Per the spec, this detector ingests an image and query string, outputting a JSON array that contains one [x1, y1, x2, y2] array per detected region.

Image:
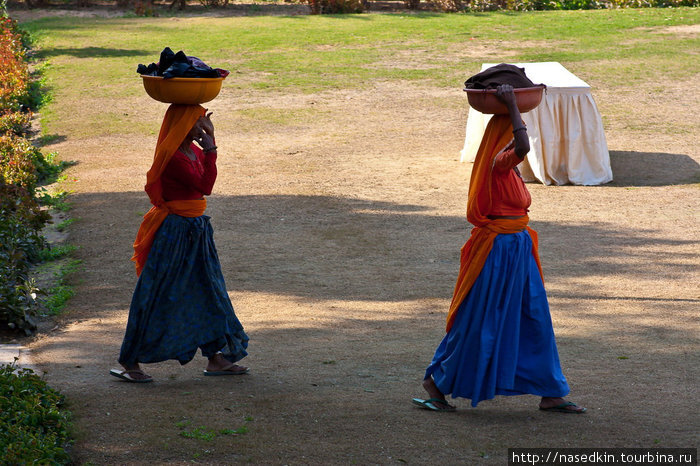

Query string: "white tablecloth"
[[460, 62, 613, 186]]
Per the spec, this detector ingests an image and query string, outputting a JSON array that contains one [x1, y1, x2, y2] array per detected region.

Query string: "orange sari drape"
[[131, 104, 207, 276], [445, 115, 544, 332]]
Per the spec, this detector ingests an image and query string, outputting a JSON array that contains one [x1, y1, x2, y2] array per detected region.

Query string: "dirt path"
[[10, 12, 700, 464]]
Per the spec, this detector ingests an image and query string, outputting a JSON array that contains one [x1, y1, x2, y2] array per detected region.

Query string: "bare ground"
[[8, 9, 700, 465]]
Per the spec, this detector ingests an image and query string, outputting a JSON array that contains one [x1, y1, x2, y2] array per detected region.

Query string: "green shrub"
[[438, 0, 699, 11], [0, 182, 50, 334], [0, 134, 63, 193], [37, 188, 72, 211], [0, 134, 38, 190], [0, 362, 72, 464], [0, 110, 32, 136], [0, 269, 40, 334], [0, 15, 70, 336], [0, 182, 51, 233], [432, 0, 466, 11], [0, 212, 44, 333], [308, 0, 367, 14]]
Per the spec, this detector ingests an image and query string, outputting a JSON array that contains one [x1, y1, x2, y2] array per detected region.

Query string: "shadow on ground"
[[35, 291, 698, 464], [608, 150, 700, 187], [32, 193, 699, 464], [64, 190, 699, 308], [35, 46, 151, 59]]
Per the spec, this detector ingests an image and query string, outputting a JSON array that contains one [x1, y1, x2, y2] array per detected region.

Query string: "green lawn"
[[19, 9, 700, 137]]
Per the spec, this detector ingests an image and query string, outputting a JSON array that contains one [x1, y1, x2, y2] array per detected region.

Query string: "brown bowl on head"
[[463, 84, 546, 115], [141, 75, 225, 105]]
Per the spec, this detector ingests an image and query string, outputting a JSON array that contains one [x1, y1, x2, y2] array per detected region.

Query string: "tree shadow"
[[607, 150, 700, 187], [36, 133, 67, 146], [64, 191, 699, 313], [32, 291, 699, 464], [35, 46, 151, 59], [25, 191, 699, 463], [531, 219, 698, 279]]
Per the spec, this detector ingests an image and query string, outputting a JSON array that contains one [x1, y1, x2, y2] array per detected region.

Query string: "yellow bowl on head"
[[141, 75, 225, 105], [463, 85, 545, 115]]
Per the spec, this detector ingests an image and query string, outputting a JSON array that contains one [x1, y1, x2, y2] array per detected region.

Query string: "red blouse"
[[489, 145, 531, 217], [161, 145, 217, 201]]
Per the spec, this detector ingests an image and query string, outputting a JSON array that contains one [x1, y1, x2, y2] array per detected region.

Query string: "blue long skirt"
[[425, 230, 569, 407], [119, 214, 248, 366]]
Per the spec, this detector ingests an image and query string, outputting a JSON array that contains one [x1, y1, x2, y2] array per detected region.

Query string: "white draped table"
[[460, 62, 613, 186]]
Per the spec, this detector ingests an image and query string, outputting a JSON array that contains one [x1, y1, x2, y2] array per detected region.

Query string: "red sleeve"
[[493, 147, 523, 173], [163, 147, 218, 196], [198, 148, 217, 196]]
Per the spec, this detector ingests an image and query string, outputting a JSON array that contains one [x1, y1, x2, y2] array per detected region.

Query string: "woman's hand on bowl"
[[495, 84, 517, 107], [199, 112, 215, 138], [192, 125, 215, 151]]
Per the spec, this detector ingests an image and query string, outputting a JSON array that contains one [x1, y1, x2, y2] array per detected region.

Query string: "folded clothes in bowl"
[[137, 47, 230, 79], [464, 63, 537, 89]]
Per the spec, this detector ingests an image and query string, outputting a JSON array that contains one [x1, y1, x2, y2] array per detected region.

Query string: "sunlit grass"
[[19, 8, 699, 137]]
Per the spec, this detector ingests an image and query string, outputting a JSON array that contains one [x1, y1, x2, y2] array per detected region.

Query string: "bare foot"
[[539, 397, 586, 413], [206, 352, 248, 373], [422, 377, 455, 410]]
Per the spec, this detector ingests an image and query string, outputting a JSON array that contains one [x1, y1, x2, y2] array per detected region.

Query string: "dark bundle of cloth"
[[464, 63, 537, 89], [137, 47, 229, 79]]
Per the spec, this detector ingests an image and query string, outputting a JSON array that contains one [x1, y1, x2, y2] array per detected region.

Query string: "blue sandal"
[[539, 401, 586, 414], [412, 397, 456, 412]]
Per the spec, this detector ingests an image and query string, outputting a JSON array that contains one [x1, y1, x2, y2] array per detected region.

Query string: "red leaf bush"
[[0, 14, 64, 335], [0, 17, 29, 111]]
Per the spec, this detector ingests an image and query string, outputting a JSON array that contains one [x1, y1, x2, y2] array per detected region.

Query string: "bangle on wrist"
[[512, 126, 527, 134], [203, 145, 217, 153]]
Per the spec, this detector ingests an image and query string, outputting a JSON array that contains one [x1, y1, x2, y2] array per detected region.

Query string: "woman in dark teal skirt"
[[110, 105, 248, 383]]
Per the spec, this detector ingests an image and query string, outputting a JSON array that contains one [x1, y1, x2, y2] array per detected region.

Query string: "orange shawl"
[[445, 115, 544, 332], [131, 104, 207, 276]]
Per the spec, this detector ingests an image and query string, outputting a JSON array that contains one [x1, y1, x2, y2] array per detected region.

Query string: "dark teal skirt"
[[425, 230, 569, 407], [119, 214, 248, 366]]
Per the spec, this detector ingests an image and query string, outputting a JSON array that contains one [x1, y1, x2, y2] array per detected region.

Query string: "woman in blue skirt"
[[414, 81, 585, 413], [110, 105, 248, 383]]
